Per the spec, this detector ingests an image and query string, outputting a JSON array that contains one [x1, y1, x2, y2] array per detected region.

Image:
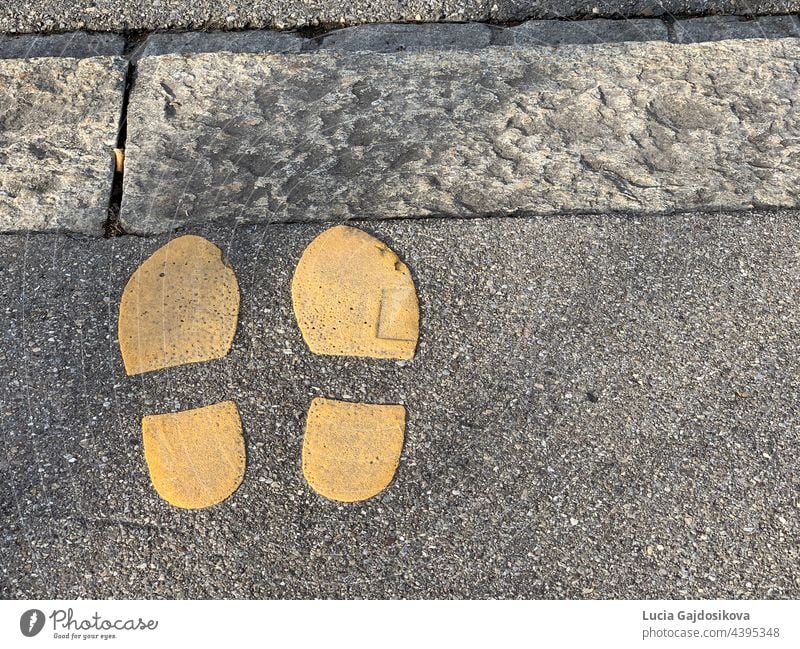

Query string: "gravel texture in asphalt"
[[2, 1, 800, 33], [1, 212, 799, 599]]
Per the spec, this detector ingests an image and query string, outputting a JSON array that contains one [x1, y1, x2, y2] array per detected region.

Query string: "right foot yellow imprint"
[[292, 225, 420, 503]]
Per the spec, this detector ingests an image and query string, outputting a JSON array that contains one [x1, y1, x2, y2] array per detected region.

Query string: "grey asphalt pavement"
[[1, 0, 800, 33], [2, 212, 799, 598]]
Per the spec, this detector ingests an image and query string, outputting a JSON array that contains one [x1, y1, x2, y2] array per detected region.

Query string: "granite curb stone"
[[0, 55, 128, 234], [0, 32, 125, 59], [121, 39, 800, 234]]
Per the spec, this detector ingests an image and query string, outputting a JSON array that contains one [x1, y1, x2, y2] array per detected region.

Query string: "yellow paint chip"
[[113, 147, 125, 173], [142, 401, 245, 509], [302, 397, 405, 503], [291, 225, 419, 359], [118, 235, 239, 375]]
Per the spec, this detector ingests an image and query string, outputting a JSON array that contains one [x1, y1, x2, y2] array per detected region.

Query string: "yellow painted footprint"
[[120, 226, 418, 508], [292, 225, 419, 503], [119, 235, 244, 509]]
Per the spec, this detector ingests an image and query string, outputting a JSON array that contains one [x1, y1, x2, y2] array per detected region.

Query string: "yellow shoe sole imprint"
[[293, 225, 419, 503]]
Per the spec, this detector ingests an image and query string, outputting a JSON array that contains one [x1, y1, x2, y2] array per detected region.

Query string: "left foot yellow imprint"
[[119, 235, 244, 509]]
